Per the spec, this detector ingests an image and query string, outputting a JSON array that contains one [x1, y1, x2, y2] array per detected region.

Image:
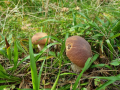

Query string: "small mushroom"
[[32, 32, 50, 51], [65, 36, 92, 72]]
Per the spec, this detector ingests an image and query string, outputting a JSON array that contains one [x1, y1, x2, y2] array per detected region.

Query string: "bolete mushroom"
[[65, 36, 92, 72], [32, 32, 50, 51]]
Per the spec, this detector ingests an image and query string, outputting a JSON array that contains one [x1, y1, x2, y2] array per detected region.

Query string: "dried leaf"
[[5, 37, 10, 48], [44, 84, 52, 89], [75, 6, 80, 10], [21, 23, 32, 30], [4, 1, 10, 4], [61, 7, 69, 12], [19, 78, 31, 89]]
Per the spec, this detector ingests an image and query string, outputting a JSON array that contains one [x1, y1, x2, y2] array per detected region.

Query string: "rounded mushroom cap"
[[65, 36, 92, 68], [32, 32, 50, 45]]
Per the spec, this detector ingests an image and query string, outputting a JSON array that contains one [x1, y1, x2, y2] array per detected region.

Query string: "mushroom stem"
[[38, 44, 44, 51], [71, 63, 83, 72], [37, 44, 49, 52]]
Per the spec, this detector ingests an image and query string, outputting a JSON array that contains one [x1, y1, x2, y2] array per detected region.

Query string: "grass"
[[0, 0, 120, 90]]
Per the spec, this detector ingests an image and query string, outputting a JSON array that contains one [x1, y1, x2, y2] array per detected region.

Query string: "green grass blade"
[[38, 59, 45, 89], [13, 40, 18, 70], [73, 12, 77, 26], [91, 64, 112, 70], [35, 35, 61, 43], [0, 33, 5, 45], [35, 42, 60, 61], [92, 74, 120, 90], [112, 21, 120, 32], [72, 12, 78, 32], [17, 88, 32, 90], [96, 17, 104, 25], [72, 58, 91, 90], [84, 54, 99, 71], [0, 70, 21, 82], [51, 33, 68, 90], [29, 37, 38, 90], [88, 21, 100, 30], [0, 64, 6, 73], [59, 33, 69, 57], [110, 33, 120, 39], [0, 85, 10, 90], [78, 12, 90, 21], [110, 58, 120, 66], [7, 46, 12, 64], [106, 39, 114, 60], [0, 49, 7, 57], [51, 73, 60, 90], [0, 80, 19, 83], [16, 40, 27, 54], [92, 74, 120, 80], [17, 55, 30, 67], [73, 54, 99, 89], [70, 24, 84, 32], [0, 70, 10, 79], [96, 80, 116, 90], [41, 19, 58, 23], [60, 73, 77, 76]]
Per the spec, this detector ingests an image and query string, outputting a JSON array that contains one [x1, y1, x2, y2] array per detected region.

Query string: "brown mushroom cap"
[[32, 32, 50, 45], [65, 36, 92, 68]]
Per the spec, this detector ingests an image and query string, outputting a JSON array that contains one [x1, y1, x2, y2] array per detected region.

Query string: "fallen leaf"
[[75, 6, 80, 10], [61, 7, 69, 12], [5, 37, 10, 48]]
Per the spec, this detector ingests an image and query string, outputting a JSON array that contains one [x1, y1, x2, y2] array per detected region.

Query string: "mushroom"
[[65, 36, 92, 72], [32, 32, 50, 51]]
